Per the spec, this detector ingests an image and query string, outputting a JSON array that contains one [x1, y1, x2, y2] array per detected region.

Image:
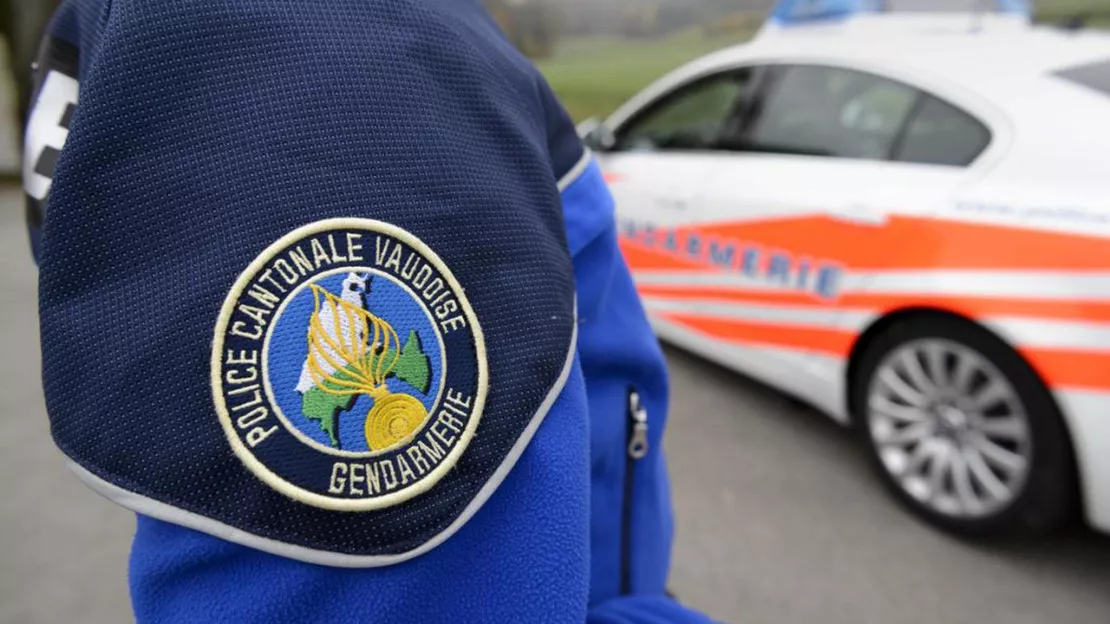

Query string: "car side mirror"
[[577, 117, 616, 153]]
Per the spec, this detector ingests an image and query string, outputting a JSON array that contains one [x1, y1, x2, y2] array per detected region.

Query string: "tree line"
[[484, 0, 770, 58]]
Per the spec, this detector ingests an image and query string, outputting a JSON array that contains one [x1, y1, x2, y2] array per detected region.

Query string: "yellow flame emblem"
[[305, 284, 428, 449]]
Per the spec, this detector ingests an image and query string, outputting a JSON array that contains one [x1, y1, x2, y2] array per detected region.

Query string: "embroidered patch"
[[212, 218, 486, 511]]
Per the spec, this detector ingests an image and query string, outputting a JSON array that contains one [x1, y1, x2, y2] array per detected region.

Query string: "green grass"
[[536, 30, 752, 123], [538, 6, 1110, 124], [1035, 0, 1110, 28], [1036, 0, 1110, 14]]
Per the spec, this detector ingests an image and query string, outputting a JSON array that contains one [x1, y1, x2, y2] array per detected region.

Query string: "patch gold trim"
[[211, 218, 487, 511]]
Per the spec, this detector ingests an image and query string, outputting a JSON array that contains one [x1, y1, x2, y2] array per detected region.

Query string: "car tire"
[[852, 315, 1077, 537]]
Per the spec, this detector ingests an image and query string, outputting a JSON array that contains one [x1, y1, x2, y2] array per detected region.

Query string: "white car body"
[[595, 13, 1110, 532]]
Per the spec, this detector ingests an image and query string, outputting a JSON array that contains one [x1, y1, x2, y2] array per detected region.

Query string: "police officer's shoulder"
[[37, 0, 584, 567]]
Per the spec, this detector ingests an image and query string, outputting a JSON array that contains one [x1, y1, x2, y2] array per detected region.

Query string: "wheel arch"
[[845, 306, 1063, 428], [844, 305, 1085, 533], [843, 306, 1078, 528]]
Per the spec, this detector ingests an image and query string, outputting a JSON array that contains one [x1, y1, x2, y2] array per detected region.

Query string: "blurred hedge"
[[484, 0, 561, 59], [0, 0, 63, 125], [702, 11, 764, 38]]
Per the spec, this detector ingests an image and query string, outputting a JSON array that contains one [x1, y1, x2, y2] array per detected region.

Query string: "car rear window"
[[1054, 59, 1110, 97], [892, 95, 991, 167]]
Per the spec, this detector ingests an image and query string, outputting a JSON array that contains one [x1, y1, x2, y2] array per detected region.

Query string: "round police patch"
[[211, 218, 487, 511]]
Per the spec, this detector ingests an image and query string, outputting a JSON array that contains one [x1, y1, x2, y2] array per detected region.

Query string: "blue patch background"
[[265, 270, 444, 453]]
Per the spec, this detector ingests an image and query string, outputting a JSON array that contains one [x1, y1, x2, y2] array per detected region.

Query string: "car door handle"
[[654, 196, 689, 211], [827, 203, 888, 225]]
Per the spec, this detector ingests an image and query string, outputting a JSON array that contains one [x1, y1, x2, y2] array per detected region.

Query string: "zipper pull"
[[628, 390, 649, 460]]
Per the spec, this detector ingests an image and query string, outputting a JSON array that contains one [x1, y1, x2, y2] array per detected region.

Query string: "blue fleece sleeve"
[[563, 160, 712, 622], [40, 0, 596, 622], [39, 0, 710, 620], [129, 359, 591, 624]]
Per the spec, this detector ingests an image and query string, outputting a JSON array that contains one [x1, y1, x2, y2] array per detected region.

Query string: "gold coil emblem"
[[365, 394, 428, 449], [305, 284, 428, 449]]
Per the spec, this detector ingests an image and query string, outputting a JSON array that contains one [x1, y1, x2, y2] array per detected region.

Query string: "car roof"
[[684, 21, 1110, 100], [609, 21, 1110, 138], [604, 17, 1110, 198]]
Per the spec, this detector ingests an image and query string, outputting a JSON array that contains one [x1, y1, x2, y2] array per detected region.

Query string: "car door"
[[596, 67, 797, 392], [703, 62, 988, 241], [627, 63, 994, 417], [597, 67, 763, 238], [706, 63, 994, 288]]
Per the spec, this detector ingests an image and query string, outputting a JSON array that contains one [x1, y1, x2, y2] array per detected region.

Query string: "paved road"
[[1, 189, 1109, 623], [663, 347, 1110, 623], [0, 190, 133, 624]]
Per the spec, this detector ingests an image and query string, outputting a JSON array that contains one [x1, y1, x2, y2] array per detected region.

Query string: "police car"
[[582, 1, 1110, 536]]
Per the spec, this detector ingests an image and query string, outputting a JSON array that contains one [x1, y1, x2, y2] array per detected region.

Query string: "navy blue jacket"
[[27, 1, 718, 622]]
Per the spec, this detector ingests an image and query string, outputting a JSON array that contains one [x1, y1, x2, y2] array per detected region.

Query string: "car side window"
[[744, 65, 917, 160], [614, 71, 752, 152], [892, 95, 991, 167]]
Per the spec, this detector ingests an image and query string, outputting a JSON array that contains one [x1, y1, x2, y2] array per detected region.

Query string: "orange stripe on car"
[[656, 311, 1110, 392], [1016, 348, 1110, 392], [656, 311, 857, 357], [622, 215, 1110, 272], [690, 215, 1110, 271], [619, 240, 708, 272], [630, 214, 1110, 391], [639, 285, 1110, 323]]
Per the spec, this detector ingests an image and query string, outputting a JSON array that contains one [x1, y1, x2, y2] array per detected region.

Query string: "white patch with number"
[[24, 70, 79, 203]]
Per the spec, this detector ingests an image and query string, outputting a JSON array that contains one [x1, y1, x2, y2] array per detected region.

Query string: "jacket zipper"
[[621, 387, 649, 595]]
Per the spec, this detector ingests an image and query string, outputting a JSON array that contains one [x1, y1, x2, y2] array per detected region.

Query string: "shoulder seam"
[[557, 149, 592, 193]]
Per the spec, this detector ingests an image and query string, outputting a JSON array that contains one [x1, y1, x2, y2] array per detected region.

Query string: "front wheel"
[[853, 316, 1077, 537]]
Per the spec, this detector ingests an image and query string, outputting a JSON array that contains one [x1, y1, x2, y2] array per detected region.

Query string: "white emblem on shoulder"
[[211, 218, 488, 511]]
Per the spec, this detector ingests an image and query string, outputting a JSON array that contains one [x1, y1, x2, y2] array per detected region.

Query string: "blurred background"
[[486, 0, 1110, 120], [2, 1, 1110, 623]]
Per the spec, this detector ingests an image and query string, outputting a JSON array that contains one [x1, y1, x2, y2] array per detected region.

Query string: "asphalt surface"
[[1, 190, 1109, 623]]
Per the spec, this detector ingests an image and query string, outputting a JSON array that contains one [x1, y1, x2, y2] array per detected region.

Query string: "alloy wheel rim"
[[867, 338, 1032, 519]]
